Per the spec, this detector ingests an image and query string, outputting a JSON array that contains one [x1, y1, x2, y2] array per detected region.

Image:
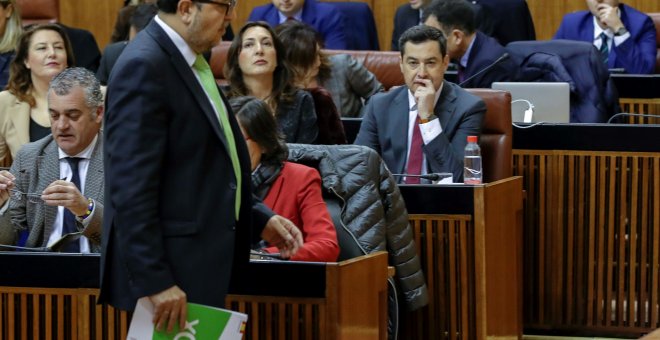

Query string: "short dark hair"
[[156, 0, 178, 13], [131, 3, 158, 31], [274, 20, 332, 83], [398, 25, 447, 58], [422, 0, 476, 34], [230, 96, 288, 166]]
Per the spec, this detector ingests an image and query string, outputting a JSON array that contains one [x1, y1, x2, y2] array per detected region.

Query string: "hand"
[[413, 78, 436, 120], [41, 180, 88, 216], [0, 170, 15, 206], [261, 215, 303, 259], [596, 3, 624, 31], [149, 285, 187, 333]]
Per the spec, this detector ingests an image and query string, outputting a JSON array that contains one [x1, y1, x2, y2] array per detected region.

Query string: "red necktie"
[[287, 16, 296, 21], [405, 116, 423, 184]]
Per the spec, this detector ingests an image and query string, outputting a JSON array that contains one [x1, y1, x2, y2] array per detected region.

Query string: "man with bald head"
[[248, 0, 347, 49], [554, 0, 656, 74]]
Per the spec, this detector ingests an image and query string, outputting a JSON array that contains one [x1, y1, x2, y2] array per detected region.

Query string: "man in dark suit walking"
[[356, 25, 486, 183], [423, 0, 518, 88], [100, 0, 302, 333]]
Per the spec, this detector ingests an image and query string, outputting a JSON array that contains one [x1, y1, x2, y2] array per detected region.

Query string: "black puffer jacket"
[[288, 143, 428, 311]]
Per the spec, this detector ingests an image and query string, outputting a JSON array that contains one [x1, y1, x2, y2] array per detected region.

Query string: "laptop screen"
[[492, 82, 570, 123]]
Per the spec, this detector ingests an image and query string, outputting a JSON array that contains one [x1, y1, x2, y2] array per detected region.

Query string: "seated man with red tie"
[[553, 0, 656, 74], [247, 0, 348, 50], [355, 25, 486, 183], [0, 67, 104, 252]]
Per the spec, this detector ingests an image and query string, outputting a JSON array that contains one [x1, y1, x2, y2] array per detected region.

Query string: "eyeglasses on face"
[[193, 0, 237, 15]]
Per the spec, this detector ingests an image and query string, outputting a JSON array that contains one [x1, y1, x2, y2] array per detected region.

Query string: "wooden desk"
[[514, 124, 660, 338], [613, 74, 660, 124], [0, 252, 389, 340], [398, 177, 524, 340]]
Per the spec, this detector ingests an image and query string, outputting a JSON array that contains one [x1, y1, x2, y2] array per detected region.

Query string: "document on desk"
[[127, 297, 247, 340]]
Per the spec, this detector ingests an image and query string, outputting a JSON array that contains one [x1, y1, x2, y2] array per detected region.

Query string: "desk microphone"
[[392, 173, 445, 181], [0, 244, 50, 252], [458, 53, 510, 87], [606, 113, 660, 124]]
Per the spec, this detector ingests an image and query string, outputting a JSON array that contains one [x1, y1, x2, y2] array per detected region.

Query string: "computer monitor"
[[491, 82, 570, 123]]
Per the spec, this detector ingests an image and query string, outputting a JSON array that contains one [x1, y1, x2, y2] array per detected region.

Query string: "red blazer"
[[263, 162, 340, 262]]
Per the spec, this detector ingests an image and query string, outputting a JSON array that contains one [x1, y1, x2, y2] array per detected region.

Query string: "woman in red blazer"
[[231, 96, 339, 262]]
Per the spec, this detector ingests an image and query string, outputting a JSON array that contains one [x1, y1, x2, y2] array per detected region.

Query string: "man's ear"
[[177, 0, 196, 25]]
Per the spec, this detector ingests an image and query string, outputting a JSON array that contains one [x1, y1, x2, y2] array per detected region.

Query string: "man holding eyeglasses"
[[100, 0, 304, 334], [0, 67, 105, 253]]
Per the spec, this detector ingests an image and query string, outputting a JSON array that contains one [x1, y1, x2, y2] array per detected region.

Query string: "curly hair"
[[275, 20, 332, 84], [223, 21, 296, 113], [6, 24, 74, 107]]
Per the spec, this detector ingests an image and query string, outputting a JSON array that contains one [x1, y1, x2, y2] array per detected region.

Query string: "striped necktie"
[[598, 32, 609, 65], [193, 55, 242, 219]]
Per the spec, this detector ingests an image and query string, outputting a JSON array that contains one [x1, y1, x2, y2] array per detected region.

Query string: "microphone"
[[391, 173, 447, 181], [607, 113, 660, 124], [458, 53, 510, 87], [0, 244, 50, 252]]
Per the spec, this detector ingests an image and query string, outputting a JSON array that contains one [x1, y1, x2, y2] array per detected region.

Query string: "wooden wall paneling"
[[58, 0, 123, 50]]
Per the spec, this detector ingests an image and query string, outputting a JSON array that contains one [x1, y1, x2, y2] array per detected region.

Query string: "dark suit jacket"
[[553, 3, 656, 74], [100, 21, 272, 310], [248, 0, 347, 50], [391, 4, 419, 51], [355, 81, 486, 182], [474, 0, 536, 45], [462, 31, 517, 88], [0, 134, 104, 251], [61, 25, 101, 73], [96, 41, 128, 86]]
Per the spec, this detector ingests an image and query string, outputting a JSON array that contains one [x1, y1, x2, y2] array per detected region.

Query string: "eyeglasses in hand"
[[10, 188, 42, 204]]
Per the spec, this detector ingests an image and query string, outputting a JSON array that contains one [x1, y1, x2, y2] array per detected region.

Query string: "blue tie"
[[599, 32, 609, 65], [61, 157, 81, 253]]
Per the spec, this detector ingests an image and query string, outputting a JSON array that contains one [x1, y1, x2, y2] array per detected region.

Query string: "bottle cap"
[[467, 135, 478, 143]]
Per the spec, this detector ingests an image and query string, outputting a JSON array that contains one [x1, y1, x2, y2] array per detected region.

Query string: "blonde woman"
[[0, 0, 22, 89]]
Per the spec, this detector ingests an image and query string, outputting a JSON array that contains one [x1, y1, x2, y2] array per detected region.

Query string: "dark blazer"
[[0, 133, 104, 251], [553, 3, 656, 74], [462, 31, 518, 88], [248, 0, 347, 50], [475, 0, 536, 45], [391, 4, 420, 51], [276, 89, 318, 144], [354, 81, 486, 182], [100, 21, 272, 310], [61, 25, 101, 73], [0, 51, 13, 90], [96, 41, 128, 86]]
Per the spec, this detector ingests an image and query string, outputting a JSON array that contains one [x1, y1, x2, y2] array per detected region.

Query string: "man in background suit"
[[391, 0, 429, 51], [248, 0, 347, 50], [423, 0, 518, 88], [554, 0, 656, 74], [355, 25, 486, 183], [101, 0, 302, 333], [97, 3, 158, 85], [0, 67, 104, 252]]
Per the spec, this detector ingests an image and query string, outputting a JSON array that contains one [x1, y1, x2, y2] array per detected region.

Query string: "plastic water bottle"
[[463, 135, 482, 184]]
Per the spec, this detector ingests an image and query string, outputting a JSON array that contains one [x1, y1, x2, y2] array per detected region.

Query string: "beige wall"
[[61, 0, 660, 51]]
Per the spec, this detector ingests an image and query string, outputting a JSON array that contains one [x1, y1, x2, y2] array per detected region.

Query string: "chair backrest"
[[322, 1, 379, 50], [647, 12, 660, 74], [465, 88, 512, 183], [17, 0, 59, 24], [210, 41, 231, 86], [324, 49, 403, 90]]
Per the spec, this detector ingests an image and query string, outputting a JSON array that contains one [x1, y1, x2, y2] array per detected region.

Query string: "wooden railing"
[[399, 177, 524, 340], [514, 124, 660, 338]]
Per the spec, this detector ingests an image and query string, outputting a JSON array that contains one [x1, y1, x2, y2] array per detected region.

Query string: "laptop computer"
[[491, 82, 570, 123]]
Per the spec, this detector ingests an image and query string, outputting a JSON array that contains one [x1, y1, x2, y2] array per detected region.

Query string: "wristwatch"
[[614, 26, 628, 36], [420, 114, 438, 124]]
